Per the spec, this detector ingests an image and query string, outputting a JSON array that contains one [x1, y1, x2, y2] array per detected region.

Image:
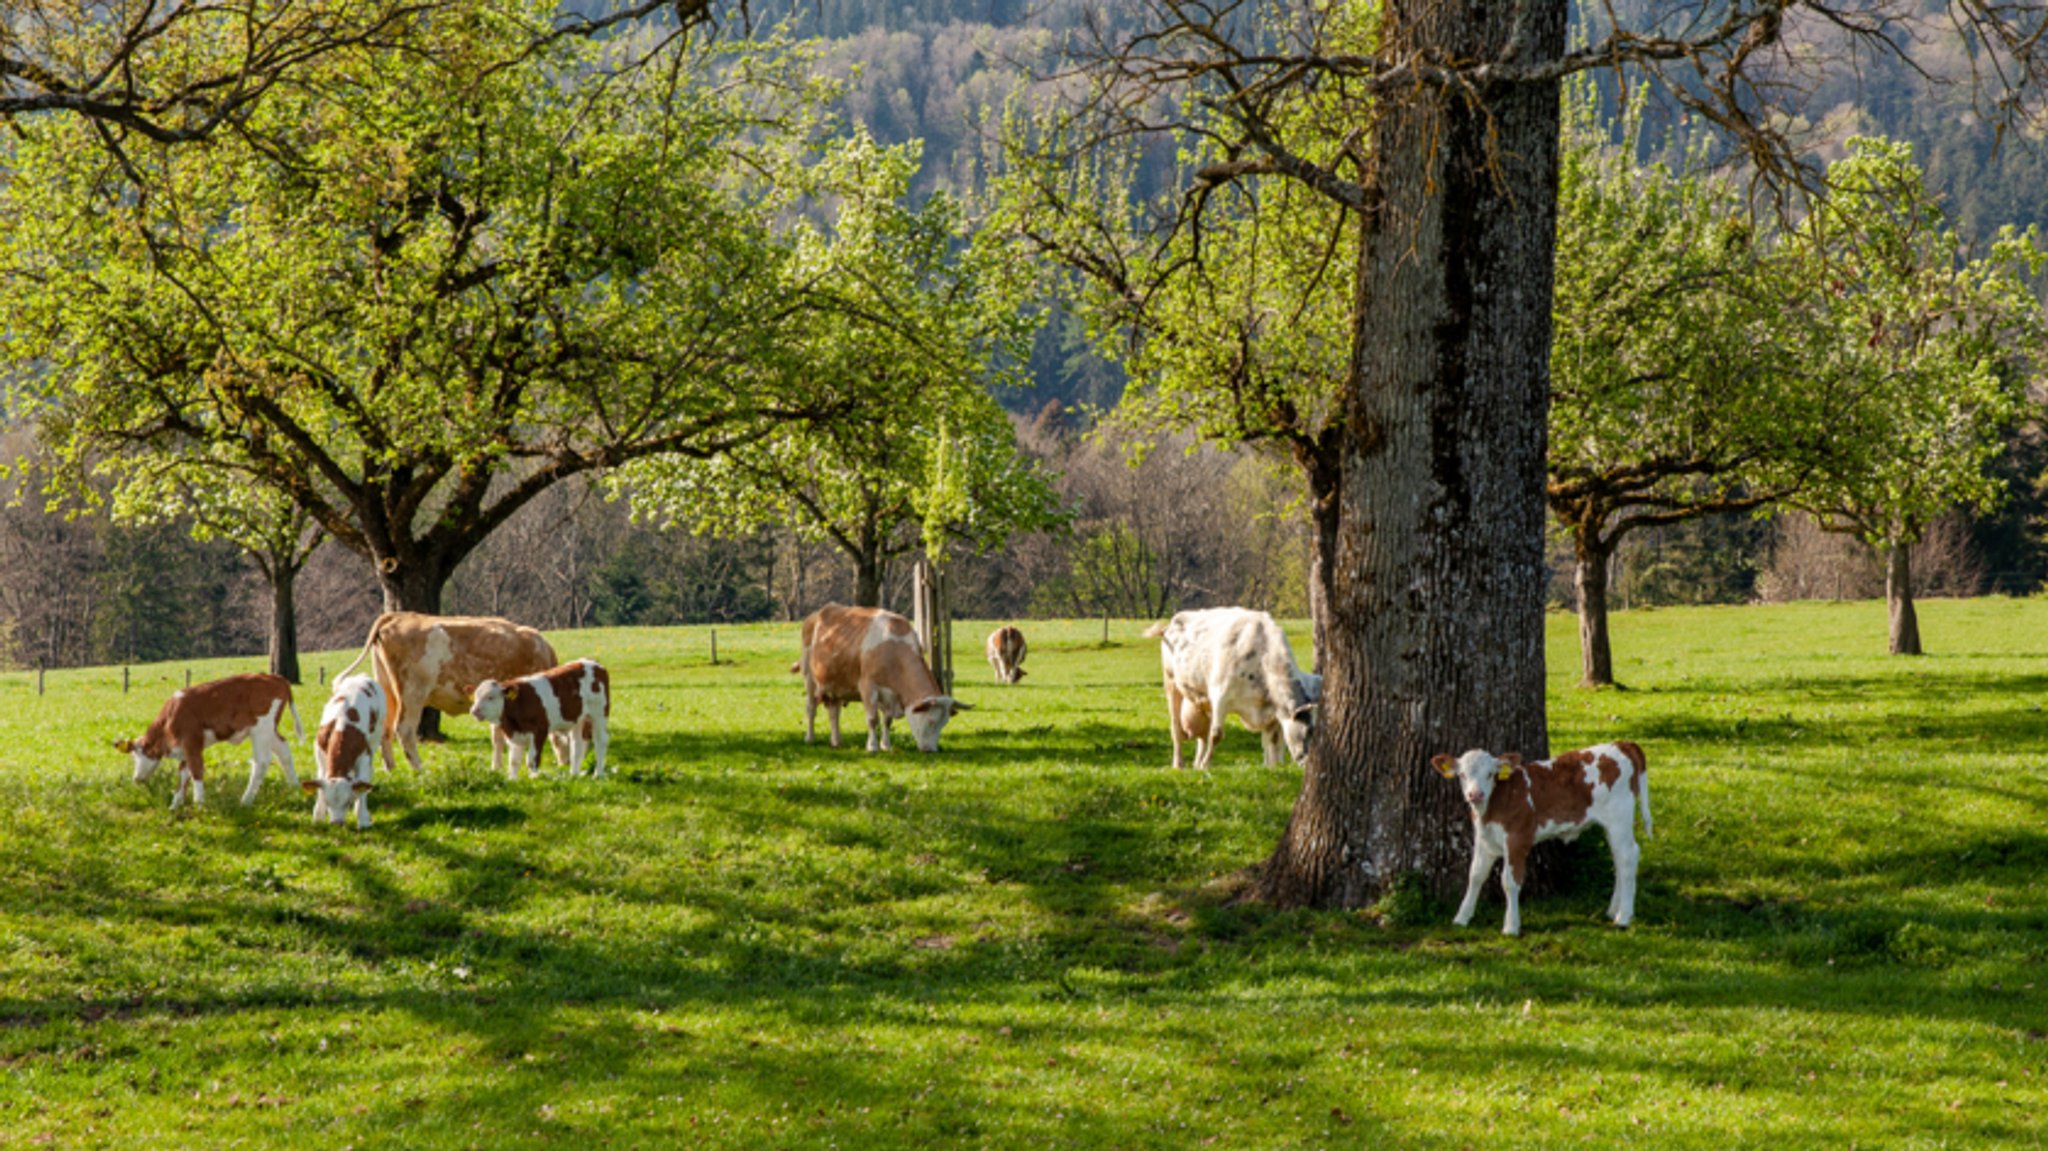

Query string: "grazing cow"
[[795, 604, 970, 752], [1432, 741, 1653, 936], [336, 611, 564, 774], [468, 659, 612, 779], [306, 674, 386, 829], [115, 673, 303, 809], [1144, 608, 1317, 770], [985, 625, 1027, 684]]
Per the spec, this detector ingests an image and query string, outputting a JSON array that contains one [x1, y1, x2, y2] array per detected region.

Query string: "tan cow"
[[116, 673, 303, 809], [336, 612, 563, 773], [794, 604, 969, 752], [985, 625, 1027, 684]]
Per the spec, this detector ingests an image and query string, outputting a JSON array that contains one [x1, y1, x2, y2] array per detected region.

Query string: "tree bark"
[[1575, 528, 1616, 688], [268, 562, 302, 684], [1886, 540, 1922, 656], [1300, 437, 1343, 676], [1256, 0, 1563, 908]]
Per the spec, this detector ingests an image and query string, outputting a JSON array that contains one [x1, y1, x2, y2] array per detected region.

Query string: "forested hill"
[[756, 0, 2048, 240]]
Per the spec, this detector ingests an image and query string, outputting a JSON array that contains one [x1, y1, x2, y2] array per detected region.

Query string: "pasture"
[[1, 602, 2045, 1148]]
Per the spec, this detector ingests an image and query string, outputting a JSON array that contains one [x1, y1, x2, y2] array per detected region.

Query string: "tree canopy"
[[0, 0, 944, 613]]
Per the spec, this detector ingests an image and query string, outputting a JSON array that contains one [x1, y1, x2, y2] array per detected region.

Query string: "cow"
[[1144, 608, 1317, 771], [1432, 741, 1653, 936], [115, 673, 303, 809], [794, 604, 970, 753], [468, 659, 612, 779], [336, 611, 565, 774], [305, 674, 386, 829], [985, 625, 1027, 684]]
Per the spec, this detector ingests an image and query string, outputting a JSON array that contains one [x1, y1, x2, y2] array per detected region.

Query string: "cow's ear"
[[504, 684, 520, 700], [948, 698, 972, 713], [352, 782, 375, 793], [1500, 753, 1524, 767], [458, 683, 474, 697], [908, 698, 933, 714], [1430, 754, 1457, 778], [113, 738, 132, 753], [300, 780, 319, 794], [1496, 763, 1516, 780], [1292, 704, 1315, 723]]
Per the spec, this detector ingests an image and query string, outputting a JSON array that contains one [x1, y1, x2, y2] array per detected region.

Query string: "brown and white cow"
[[115, 673, 303, 809], [468, 659, 612, 779], [985, 625, 1027, 684], [1432, 741, 1653, 936], [305, 674, 386, 829], [336, 612, 564, 774], [795, 604, 969, 753]]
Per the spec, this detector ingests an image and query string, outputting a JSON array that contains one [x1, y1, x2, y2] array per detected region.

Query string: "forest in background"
[[5, 0, 2048, 669]]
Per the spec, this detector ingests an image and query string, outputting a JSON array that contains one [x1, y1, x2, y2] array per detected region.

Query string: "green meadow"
[[1, 601, 2045, 1148]]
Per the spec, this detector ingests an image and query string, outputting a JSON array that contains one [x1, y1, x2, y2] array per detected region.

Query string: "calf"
[[468, 659, 612, 779], [795, 604, 970, 752], [985, 626, 1027, 684], [116, 673, 303, 809], [305, 674, 387, 829], [1432, 741, 1653, 936], [1145, 608, 1317, 770], [336, 611, 566, 773]]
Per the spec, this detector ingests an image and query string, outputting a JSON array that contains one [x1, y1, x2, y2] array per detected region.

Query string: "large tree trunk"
[[1256, 0, 1563, 908], [1575, 528, 1616, 688], [1886, 540, 1922, 656], [375, 554, 456, 738], [268, 562, 302, 684]]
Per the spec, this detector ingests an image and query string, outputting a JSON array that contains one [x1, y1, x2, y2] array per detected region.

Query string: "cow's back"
[[801, 603, 878, 704]]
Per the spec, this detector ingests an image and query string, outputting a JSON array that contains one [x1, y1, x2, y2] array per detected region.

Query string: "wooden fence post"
[[122, 666, 129, 693], [36, 663, 44, 696], [711, 628, 719, 666], [911, 558, 953, 692], [185, 669, 192, 688]]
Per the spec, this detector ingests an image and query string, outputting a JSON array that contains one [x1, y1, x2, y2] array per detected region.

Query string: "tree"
[[1549, 95, 1824, 688], [1013, 0, 2048, 907], [0, 0, 701, 141], [1782, 137, 2044, 655], [0, 1, 915, 622], [621, 135, 1060, 607], [110, 454, 326, 681]]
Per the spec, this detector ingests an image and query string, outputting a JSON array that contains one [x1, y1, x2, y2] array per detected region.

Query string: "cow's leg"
[[863, 695, 884, 752], [1500, 850, 1527, 936], [397, 700, 425, 772], [1199, 695, 1227, 771], [1164, 685, 1185, 770], [1606, 822, 1640, 927], [1453, 841, 1498, 927], [568, 725, 590, 777], [354, 787, 372, 830], [805, 689, 819, 744], [491, 726, 509, 776], [826, 702, 843, 749], [272, 714, 301, 790], [170, 767, 192, 810], [311, 787, 330, 823], [550, 732, 570, 767], [1261, 725, 1282, 768], [523, 734, 542, 780], [589, 716, 610, 779], [242, 728, 272, 805]]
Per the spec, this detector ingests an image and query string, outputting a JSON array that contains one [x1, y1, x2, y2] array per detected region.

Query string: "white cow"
[[1144, 607, 1318, 770]]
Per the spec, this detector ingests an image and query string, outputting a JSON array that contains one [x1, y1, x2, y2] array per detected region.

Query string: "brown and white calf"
[[467, 659, 611, 779], [116, 673, 303, 809], [795, 604, 969, 752], [1432, 741, 1653, 936], [305, 674, 387, 829], [985, 626, 1027, 684]]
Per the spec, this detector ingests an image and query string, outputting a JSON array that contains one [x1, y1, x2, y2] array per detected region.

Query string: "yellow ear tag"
[[300, 780, 320, 795], [1496, 764, 1515, 780], [505, 685, 520, 700]]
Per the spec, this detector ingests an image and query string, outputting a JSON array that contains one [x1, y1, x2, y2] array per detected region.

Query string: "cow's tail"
[[335, 614, 390, 681], [1618, 740, 1651, 840], [1142, 620, 1169, 639], [286, 696, 305, 742]]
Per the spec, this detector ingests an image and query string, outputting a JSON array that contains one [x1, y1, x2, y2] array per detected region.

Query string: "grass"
[[2, 601, 2046, 1148]]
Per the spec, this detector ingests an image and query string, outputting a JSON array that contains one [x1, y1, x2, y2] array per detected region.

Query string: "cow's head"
[[467, 680, 516, 724], [116, 735, 171, 782], [1280, 702, 1316, 764], [905, 696, 970, 752], [1431, 749, 1521, 813], [301, 775, 374, 824]]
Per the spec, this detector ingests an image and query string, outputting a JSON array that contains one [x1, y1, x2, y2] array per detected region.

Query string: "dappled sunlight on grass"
[[1, 606, 2045, 1146]]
